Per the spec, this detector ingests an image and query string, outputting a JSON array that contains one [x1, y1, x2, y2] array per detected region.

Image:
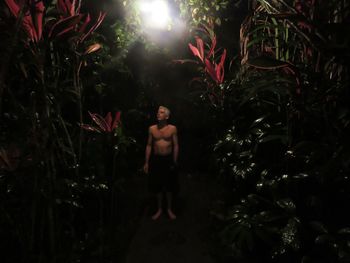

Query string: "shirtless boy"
[[143, 106, 179, 220]]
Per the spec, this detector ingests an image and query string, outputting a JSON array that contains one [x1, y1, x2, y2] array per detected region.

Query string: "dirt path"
[[122, 171, 223, 263]]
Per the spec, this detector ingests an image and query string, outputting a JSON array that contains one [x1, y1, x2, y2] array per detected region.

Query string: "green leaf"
[[250, 116, 267, 127], [276, 199, 296, 213], [292, 173, 309, 179]]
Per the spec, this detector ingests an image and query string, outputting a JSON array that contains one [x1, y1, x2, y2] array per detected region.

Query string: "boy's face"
[[157, 107, 168, 121]]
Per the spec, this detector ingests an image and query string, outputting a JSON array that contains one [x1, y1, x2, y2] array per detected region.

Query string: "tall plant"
[[175, 22, 227, 107], [213, 0, 350, 262], [0, 0, 107, 261], [177, 0, 350, 262]]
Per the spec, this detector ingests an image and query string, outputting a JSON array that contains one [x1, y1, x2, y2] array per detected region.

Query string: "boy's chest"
[[152, 129, 173, 140]]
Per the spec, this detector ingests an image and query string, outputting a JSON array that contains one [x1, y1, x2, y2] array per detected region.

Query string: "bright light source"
[[139, 2, 152, 12], [138, 0, 171, 29]]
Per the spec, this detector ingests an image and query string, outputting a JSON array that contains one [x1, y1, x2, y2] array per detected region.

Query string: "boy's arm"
[[172, 127, 179, 164], [144, 127, 152, 173]]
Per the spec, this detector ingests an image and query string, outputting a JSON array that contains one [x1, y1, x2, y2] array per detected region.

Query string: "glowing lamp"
[[138, 0, 171, 29]]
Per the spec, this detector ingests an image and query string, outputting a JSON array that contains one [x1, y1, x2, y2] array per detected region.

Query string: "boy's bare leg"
[[152, 193, 162, 220], [166, 192, 176, 220]]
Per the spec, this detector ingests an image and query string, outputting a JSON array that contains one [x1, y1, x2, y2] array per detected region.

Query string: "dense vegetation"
[[181, 1, 350, 262], [0, 0, 349, 263]]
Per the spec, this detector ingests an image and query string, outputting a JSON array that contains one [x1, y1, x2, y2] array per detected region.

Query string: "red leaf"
[[195, 37, 204, 61], [105, 112, 112, 132], [205, 58, 218, 83], [207, 36, 216, 58], [216, 49, 226, 83], [79, 13, 91, 33], [79, 11, 106, 43], [219, 49, 226, 67], [80, 124, 101, 133], [216, 64, 224, 84], [188, 43, 202, 61], [49, 14, 83, 39], [84, 43, 101, 54], [5, 0, 44, 43], [31, 0, 45, 41], [70, 0, 77, 16], [22, 16, 36, 41], [57, 0, 68, 15], [88, 111, 109, 132], [4, 0, 21, 18], [57, 0, 75, 16]]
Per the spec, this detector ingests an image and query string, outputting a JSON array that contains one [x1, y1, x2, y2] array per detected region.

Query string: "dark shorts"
[[148, 155, 179, 194]]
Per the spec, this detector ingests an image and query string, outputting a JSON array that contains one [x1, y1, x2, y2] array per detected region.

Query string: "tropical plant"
[[175, 0, 230, 26], [216, 0, 350, 260], [79, 109, 135, 257], [175, 22, 228, 107], [0, 0, 111, 261], [81, 111, 121, 133], [176, 0, 350, 262]]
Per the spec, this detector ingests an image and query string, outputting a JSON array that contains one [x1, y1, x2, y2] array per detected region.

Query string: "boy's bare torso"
[[150, 124, 176, 156]]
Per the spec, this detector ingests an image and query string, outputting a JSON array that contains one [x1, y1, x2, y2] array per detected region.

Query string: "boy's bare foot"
[[151, 209, 162, 220], [167, 209, 176, 220]]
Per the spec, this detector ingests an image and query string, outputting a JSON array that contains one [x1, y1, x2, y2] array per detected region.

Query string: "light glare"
[[139, 2, 152, 12], [138, 0, 170, 29]]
